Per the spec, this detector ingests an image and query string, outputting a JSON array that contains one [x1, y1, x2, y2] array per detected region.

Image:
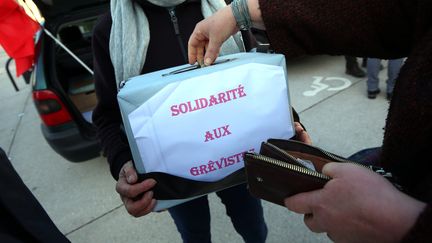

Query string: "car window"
[[57, 18, 98, 44]]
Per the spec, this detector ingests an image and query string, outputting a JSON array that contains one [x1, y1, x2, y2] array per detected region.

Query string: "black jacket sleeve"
[[92, 14, 131, 180], [0, 148, 70, 243]]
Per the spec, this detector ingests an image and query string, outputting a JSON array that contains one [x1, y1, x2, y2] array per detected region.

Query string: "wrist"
[[111, 151, 133, 180], [223, 5, 240, 34], [230, 0, 265, 31], [386, 194, 426, 242], [247, 0, 264, 29], [401, 204, 432, 243], [231, 0, 252, 31], [398, 199, 427, 239]]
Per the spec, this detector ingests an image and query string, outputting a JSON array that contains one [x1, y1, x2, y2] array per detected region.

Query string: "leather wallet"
[[244, 139, 397, 206]]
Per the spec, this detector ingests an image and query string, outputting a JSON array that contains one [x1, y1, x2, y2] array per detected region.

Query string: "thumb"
[[122, 161, 138, 184], [284, 191, 318, 214], [321, 162, 347, 178]]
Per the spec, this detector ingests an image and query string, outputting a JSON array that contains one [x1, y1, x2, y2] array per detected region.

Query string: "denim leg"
[[168, 196, 211, 243], [347, 147, 382, 166], [366, 58, 381, 92], [216, 184, 268, 243], [386, 58, 404, 94]]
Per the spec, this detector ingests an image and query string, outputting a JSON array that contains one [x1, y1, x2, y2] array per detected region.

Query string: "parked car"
[[9, 1, 267, 163], [29, 0, 109, 162]]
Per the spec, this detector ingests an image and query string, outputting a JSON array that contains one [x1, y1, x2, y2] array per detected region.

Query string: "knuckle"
[[123, 167, 133, 176], [115, 182, 123, 194]]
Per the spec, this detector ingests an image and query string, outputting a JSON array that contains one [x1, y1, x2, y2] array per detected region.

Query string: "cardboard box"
[[117, 52, 294, 210]]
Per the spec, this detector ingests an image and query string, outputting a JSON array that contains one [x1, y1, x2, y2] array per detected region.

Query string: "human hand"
[[284, 163, 426, 243], [294, 122, 312, 145], [188, 0, 264, 66], [188, 6, 239, 66], [116, 161, 157, 217]]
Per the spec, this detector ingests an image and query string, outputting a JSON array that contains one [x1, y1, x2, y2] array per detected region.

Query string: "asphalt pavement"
[[0, 47, 390, 243]]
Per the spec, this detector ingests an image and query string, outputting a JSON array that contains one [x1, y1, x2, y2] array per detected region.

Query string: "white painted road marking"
[[303, 76, 352, 96]]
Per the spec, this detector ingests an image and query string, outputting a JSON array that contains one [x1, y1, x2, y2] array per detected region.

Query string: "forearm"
[[246, 0, 264, 30], [92, 108, 132, 180], [92, 24, 132, 180], [257, 0, 416, 58], [92, 75, 132, 180]]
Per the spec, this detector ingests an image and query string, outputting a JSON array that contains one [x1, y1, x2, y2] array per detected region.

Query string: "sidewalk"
[[0, 47, 390, 243]]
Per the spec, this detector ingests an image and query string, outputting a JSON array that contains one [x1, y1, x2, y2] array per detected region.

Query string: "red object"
[[33, 90, 72, 126], [0, 0, 40, 77]]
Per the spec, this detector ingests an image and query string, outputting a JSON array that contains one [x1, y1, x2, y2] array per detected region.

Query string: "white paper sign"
[[128, 63, 294, 182]]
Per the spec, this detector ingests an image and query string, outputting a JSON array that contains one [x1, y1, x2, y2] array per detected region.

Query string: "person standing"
[[92, 1, 268, 242], [187, 0, 432, 242], [366, 58, 404, 100], [344, 55, 366, 78]]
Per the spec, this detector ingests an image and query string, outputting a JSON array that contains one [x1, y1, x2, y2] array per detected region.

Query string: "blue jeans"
[[367, 58, 404, 94], [168, 183, 267, 243], [348, 147, 381, 166]]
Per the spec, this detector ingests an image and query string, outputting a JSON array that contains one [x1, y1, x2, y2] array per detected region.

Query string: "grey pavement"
[[0, 47, 390, 243]]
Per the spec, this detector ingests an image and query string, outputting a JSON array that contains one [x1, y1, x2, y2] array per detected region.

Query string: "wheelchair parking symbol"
[[303, 76, 352, 96]]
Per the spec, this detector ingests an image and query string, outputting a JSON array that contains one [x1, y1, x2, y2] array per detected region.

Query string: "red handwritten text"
[[204, 125, 232, 142], [189, 148, 255, 176], [170, 84, 247, 116]]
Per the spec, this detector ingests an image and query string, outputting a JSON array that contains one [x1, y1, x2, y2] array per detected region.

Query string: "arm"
[[188, 0, 417, 65], [92, 14, 132, 180], [92, 15, 156, 216], [258, 0, 415, 58]]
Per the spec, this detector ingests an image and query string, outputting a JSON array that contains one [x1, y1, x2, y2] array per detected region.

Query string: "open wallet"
[[243, 139, 401, 206]]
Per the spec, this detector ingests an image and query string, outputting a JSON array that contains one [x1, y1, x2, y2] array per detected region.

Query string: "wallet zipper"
[[264, 142, 316, 167], [264, 141, 399, 187], [265, 141, 369, 169], [246, 153, 330, 181]]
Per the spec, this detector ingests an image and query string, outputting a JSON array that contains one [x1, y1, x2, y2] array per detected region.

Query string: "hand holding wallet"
[[244, 139, 399, 206]]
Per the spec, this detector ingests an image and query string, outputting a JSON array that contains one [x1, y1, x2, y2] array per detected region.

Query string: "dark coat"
[[0, 148, 70, 243], [258, 0, 432, 240]]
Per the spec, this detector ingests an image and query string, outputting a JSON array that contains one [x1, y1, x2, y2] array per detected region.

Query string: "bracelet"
[[231, 0, 252, 31]]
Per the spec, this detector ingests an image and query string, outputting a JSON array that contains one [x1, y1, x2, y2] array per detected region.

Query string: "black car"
[[29, 0, 109, 162]]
